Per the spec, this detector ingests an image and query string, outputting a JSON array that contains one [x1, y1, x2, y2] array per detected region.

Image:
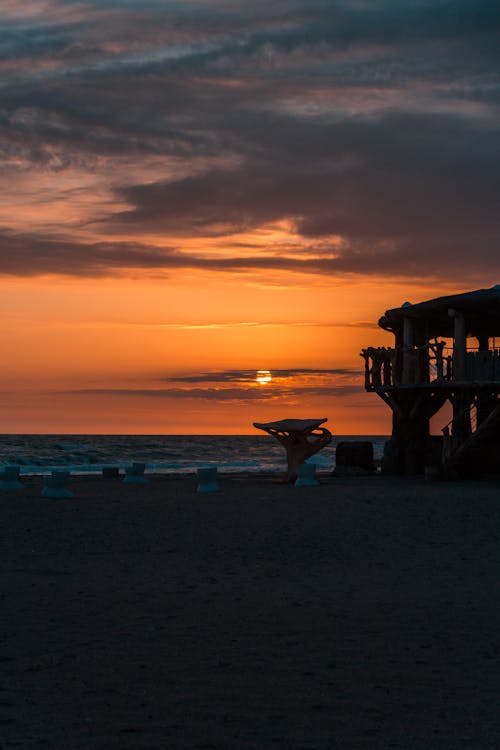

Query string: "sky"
[[0, 0, 499, 434]]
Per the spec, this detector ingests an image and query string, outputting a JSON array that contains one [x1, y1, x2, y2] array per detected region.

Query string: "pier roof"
[[379, 285, 500, 339]]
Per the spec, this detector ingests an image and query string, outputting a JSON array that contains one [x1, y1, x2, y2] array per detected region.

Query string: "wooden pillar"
[[392, 328, 403, 385], [478, 335, 489, 352], [476, 335, 492, 425], [383, 390, 436, 474], [449, 309, 470, 446], [452, 389, 473, 448], [402, 316, 414, 384], [450, 309, 466, 381]]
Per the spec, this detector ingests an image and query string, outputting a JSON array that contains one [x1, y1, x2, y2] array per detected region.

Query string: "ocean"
[[0, 434, 388, 476]]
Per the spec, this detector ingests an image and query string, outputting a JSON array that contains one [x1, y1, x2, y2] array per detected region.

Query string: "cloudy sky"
[[1, 0, 499, 433]]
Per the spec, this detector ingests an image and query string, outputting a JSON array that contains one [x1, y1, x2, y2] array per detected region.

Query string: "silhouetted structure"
[[335, 442, 374, 475], [253, 418, 332, 482], [361, 286, 500, 476]]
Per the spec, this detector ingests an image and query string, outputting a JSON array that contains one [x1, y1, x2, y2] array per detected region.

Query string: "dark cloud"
[[65, 364, 363, 403], [66, 383, 363, 402], [108, 110, 500, 277], [1, 0, 499, 280], [0, 223, 497, 281], [67, 387, 278, 401], [0, 230, 180, 277], [164, 368, 361, 384]]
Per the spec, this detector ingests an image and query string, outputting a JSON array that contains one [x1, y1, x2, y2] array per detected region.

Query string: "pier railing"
[[361, 346, 500, 389], [465, 350, 500, 381]]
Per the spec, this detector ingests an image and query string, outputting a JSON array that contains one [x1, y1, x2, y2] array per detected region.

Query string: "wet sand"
[[1, 473, 499, 749]]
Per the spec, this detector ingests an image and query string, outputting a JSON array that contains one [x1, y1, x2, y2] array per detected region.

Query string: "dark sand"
[[1, 473, 499, 749]]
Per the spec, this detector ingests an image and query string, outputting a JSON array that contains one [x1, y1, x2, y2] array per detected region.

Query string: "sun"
[[256, 369, 272, 385]]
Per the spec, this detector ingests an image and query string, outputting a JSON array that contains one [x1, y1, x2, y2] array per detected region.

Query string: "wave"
[[0, 434, 388, 476]]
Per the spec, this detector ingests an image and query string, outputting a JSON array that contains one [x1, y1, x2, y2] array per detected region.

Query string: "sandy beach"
[[1, 473, 499, 749]]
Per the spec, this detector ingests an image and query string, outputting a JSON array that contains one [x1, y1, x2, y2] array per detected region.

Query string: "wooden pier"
[[361, 286, 500, 476]]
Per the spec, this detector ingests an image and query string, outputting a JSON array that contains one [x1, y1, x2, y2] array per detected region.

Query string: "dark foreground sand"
[[1, 473, 499, 750]]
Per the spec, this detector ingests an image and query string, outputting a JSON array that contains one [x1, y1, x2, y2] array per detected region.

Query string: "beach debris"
[[123, 462, 148, 484], [197, 466, 219, 493], [0, 465, 24, 489], [56, 443, 91, 451], [334, 441, 375, 476], [41, 471, 73, 499], [294, 462, 319, 487]]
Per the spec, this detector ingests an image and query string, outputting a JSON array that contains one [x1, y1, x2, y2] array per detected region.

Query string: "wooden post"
[[382, 390, 447, 474], [450, 308, 471, 447], [450, 309, 466, 380], [402, 317, 414, 384], [478, 335, 489, 352]]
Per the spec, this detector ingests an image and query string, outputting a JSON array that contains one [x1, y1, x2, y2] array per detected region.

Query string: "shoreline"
[[2, 474, 499, 749]]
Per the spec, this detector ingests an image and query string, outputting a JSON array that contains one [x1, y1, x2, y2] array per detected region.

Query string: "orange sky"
[[0, 271, 466, 434], [1, 1, 498, 434]]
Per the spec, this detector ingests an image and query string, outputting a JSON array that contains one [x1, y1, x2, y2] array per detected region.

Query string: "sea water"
[[0, 434, 388, 476]]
